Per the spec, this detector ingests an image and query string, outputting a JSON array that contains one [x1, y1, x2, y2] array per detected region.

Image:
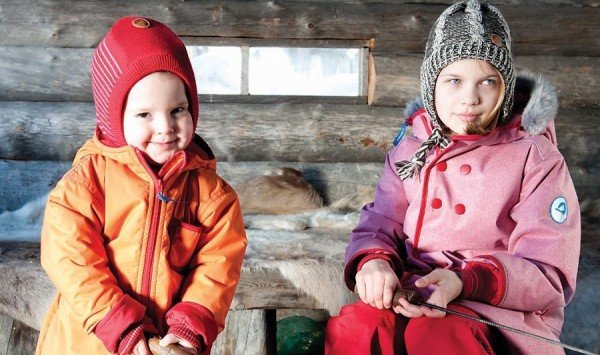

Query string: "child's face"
[[123, 72, 194, 165], [434, 59, 502, 135]]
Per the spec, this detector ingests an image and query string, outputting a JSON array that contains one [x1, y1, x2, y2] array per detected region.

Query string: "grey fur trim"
[[404, 97, 424, 118], [518, 70, 558, 135]]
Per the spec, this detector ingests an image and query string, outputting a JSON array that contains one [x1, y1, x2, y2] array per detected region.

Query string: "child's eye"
[[172, 107, 186, 115], [482, 79, 497, 85], [448, 78, 460, 85], [136, 112, 149, 118]]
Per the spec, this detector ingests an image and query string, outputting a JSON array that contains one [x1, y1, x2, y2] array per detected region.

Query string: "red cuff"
[[117, 315, 158, 354], [166, 302, 218, 350], [94, 294, 146, 352], [168, 324, 203, 350], [117, 323, 145, 355], [457, 260, 505, 305], [344, 248, 404, 291], [357, 253, 393, 271]]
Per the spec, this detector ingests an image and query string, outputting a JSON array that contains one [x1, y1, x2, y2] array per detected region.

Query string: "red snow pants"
[[325, 301, 503, 355]]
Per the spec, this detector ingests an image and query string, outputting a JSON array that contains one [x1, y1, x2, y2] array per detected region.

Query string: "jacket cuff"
[[94, 294, 146, 353], [357, 253, 393, 271], [165, 302, 218, 351], [168, 324, 203, 350], [344, 249, 404, 291], [457, 260, 505, 306], [117, 322, 145, 355]]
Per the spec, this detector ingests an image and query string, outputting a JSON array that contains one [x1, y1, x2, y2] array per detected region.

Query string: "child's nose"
[[155, 114, 175, 133], [461, 86, 480, 106]]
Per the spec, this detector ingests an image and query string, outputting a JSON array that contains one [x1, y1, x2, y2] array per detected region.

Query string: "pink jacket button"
[[460, 164, 472, 175], [455, 204, 466, 215], [437, 162, 447, 172], [431, 198, 442, 209]]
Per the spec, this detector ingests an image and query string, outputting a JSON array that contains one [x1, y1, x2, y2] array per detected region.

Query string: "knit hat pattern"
[[91, 17, 198, 147], [396, 0, 515, 180]]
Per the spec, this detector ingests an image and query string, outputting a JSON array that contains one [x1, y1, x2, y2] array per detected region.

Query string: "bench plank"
[[0, 314, 12, 355], [6, 320, 37, 355], [212, 309, 274, 355]]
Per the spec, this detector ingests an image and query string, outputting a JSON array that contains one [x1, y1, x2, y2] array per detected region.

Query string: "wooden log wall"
[[0, 0, 598, 200]]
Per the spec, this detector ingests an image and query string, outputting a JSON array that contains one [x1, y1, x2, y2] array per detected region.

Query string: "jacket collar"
[[74, 133, 217, 178]]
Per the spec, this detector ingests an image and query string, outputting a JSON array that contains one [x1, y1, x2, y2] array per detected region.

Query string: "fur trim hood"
[[404, 70, 558, 136]]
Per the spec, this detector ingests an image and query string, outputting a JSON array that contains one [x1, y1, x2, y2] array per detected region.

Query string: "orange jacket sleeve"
[[41, 169, 146, 351]]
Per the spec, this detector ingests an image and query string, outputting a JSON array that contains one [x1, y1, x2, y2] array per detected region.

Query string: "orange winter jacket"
[[36, 134, 247, 354]]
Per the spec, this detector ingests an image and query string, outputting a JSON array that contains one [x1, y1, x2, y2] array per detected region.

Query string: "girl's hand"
[[158, 333, 198, 354], [131, 337, 150, 355], [414, 269, 463, 318], [355, 258, 400, 309], [392, 295, 427, 318]]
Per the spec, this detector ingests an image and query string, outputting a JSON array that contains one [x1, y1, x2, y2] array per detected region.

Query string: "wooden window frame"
[[183, 37, 373, 104]]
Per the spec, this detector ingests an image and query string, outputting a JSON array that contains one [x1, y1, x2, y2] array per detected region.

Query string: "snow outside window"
[[187, 46, 242, 95], [186, 46, 365, 96]]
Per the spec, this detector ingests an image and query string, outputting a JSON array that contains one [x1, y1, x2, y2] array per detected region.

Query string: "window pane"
[[187, 46, 242, 94], [249, 47, 361, 96]]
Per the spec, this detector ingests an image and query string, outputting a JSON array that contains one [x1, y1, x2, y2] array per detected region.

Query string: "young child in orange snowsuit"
[[36, 16, 247, 355]]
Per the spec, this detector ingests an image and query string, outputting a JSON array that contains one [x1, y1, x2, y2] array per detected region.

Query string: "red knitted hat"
[[91, 16, 198, 147]]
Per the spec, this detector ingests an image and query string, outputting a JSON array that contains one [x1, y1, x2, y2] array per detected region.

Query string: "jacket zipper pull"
[[156, 180, 189, 204], [156, 180, 167, 202]]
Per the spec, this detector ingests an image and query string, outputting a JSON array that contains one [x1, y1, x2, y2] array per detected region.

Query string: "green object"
[[277, 316, 326, 355]]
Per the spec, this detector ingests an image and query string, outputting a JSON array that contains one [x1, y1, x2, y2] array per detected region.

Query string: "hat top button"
[[132, 18, 151, 28]]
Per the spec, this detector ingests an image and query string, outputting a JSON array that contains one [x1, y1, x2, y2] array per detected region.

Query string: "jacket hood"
[[74, 133, 217, 174], [404, 70, 558, 139]]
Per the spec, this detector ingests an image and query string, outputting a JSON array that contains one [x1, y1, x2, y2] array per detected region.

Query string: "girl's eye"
[[172, 107, 186, 115], [448, 78, 460, 85], [482, 79, 497, 85], [137, 112, 149, 118]]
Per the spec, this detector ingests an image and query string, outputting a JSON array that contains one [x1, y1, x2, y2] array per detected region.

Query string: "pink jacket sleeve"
[[344, 149, 408, 290]]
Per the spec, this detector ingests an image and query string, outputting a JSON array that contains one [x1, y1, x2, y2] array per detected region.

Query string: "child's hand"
[[414, 269, 463, 318], [131, 337, 150, 355], [355, 258, 400, 309], [158, 334, 198, 354], [392, 290, 427, 318]]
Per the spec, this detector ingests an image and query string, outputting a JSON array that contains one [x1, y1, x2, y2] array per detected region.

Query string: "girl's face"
[[123, 72, 194, 165], [434, 59, 503, 135]]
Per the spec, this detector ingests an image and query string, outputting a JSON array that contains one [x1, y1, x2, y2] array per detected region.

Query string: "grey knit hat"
[[396, 0, 515, 180]]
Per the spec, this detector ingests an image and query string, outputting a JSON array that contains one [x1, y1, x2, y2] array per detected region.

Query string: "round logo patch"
[[550, 197, 568, 224]]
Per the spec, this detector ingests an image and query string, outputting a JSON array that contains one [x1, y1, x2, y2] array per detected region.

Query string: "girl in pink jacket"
[[326, 1, 580, 354]]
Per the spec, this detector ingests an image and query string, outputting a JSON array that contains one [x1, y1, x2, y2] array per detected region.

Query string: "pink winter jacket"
[[344, 72, 580, 354]]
